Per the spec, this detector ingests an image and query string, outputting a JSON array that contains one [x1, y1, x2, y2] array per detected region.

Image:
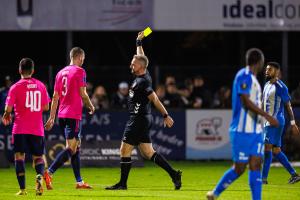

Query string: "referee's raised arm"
[[136, 31, 145, 56]]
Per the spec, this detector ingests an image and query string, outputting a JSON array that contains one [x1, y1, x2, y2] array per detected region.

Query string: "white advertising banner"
[[0, 0, 299, 31], [154, 0, 300, 31], [0, 0, 153, 30], [186, 110, 232, 159]]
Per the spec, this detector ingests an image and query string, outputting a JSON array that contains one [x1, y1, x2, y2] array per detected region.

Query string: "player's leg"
[[13, 134, 27, 195], [207, 132, 248, 199], [249, 156, 263, 200], [138, 143, 182, 190], [262, 143, 273, 184], [248, 133, 264, 200], [32, 155, 44, 195], [262, 126, 274, 184], [273, 147, 300, 184], [15, 152, 27, 195], [45, 119, 78, 189], [207, 162, 246, 200], [63, 119, 91, 189], [29, 135, 46, 195], [105, 141, 134, 190]]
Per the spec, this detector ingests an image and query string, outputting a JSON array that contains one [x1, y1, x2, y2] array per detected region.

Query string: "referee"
[[105, 32, 182, 190]]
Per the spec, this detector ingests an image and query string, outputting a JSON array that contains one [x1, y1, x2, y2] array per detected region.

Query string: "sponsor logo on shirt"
[[129, 89, 134, 98], [134, 103, 141, 114]]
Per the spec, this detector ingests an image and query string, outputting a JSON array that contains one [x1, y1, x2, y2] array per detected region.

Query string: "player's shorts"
[[264, 125, 284, 147], [122, 114, 153, 146], [230, 131, 264, 163], [13, 134, 45, 156], [59, 118, 82, 140]]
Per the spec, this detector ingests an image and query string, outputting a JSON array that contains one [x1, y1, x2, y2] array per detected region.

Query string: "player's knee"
[[120, 146, 131, 157], [264, 144, 273, 151], [234, 167, 245, 175], [233, 164, 246, 175], [15, 153, 25, 160], [142, 151, 154, 160], [272, 147, 281, 155], [250, 162, 261, 171]]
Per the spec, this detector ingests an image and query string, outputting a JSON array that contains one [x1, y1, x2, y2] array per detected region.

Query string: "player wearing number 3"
[[44, 47, 95, 190], [2, 58, 51, 195]]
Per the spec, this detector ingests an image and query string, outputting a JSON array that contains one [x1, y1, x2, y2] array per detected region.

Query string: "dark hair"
[[19, 58, 34, 75], [267, 62, 281, 70], [70, 47, 85, 59], [194, 75, 203, 80], [246, 48, 264, 66]]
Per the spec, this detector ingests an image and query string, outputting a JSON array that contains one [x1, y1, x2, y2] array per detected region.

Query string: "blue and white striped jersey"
[[263, 79, 290, 126], [230, 67, 263, 134]]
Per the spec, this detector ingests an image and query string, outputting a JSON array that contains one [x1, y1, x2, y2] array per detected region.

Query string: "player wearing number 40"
[[2, 58, 51, 195], [44, 47, 95, 190]]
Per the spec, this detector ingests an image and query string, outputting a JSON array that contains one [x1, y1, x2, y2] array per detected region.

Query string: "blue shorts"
[[13, 134, 45, 156], [230, 131, 264, 163], [264, 125, 284, 147], [59, 118, 82, 140]]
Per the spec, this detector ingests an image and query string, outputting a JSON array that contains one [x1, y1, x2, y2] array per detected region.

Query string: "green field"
[[0, 161, 299, 200]]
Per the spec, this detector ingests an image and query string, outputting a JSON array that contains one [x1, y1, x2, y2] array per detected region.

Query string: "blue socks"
[[249, 170, 262, 200], [274, 152, 296, 175], [262, 151, 272, 180], [71, 148, 82, 183], [34, 157, 45, 175], [15, 159, 25, 189], [49, 148, 73, 174], [213, 168, 239, 196]]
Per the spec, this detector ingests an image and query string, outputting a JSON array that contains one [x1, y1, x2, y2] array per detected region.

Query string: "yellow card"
[[143, 27, 152, 37]]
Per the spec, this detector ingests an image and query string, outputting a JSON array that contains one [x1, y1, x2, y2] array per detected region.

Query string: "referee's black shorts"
[[122, 114, 153, 146]]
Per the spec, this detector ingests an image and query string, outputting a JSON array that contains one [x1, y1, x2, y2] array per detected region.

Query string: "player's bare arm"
[[148, 92, 174, 128], [45, 91, 59, 131], [285, 101, 300, 135], [80, 87, 95, 115], [136, 31, 145, 56], [240, 94, 279, 127], [2, 105, 13, 126]]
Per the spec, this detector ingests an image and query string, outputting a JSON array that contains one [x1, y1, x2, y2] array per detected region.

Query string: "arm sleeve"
[[279, 84, 291, 103], [5, 86, 16, 107], [78, 69, 87, 87], [143, 79, 154, 96], [42, 85, 51, 106], [237, 74, 252, 95]]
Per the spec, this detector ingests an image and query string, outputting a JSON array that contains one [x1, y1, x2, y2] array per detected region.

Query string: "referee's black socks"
[[120, 157, 132, 186], [151, 152, 176, 177]]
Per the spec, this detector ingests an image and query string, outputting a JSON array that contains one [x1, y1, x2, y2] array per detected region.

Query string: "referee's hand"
[[164, 116, 174, 128], [137, 31, 144, 40]]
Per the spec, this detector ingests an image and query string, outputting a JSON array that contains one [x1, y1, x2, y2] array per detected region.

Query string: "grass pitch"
[[0, 161, 299, 200]]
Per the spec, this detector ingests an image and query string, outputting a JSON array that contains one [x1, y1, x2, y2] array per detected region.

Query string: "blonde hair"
[[70, 47, 85, 59], [134, 55, 149, 68]]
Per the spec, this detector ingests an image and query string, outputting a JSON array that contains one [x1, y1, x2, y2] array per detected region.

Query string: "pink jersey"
[[54, 65, 87, 120], [6, 78, 51, 136]]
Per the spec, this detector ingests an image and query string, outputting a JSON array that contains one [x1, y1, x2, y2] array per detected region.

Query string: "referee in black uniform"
[[106, 32, 182, 190]]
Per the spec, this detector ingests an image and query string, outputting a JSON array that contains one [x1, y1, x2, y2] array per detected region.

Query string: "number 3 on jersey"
[[62, 76, 68, 96], [26, 91, 41, 112]]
